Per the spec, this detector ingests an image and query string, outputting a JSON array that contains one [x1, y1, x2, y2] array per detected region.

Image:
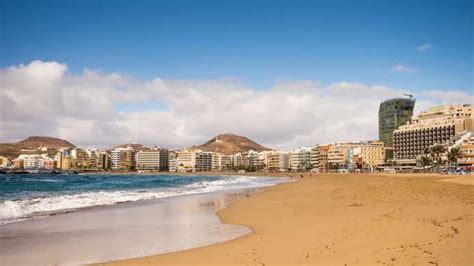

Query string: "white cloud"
[[416, 43, 431, 52], [0, 60, 470, 150], [421, 90, 474, 104], [390, 64, 418, 73]]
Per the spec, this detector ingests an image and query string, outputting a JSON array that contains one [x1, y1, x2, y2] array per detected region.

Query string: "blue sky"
[[1, 0, 472, 93]]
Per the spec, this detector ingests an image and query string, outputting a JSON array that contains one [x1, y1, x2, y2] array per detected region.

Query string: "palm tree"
[[430, 144, 447, 173], [447, 147, 462, 168], [418, 155, 432, 173]]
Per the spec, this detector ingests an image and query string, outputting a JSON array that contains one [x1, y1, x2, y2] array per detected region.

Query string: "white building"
[[17, 154, 43, 169]]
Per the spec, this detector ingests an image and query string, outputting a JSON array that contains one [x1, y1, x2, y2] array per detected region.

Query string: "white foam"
[[0, 175, 285, 225]]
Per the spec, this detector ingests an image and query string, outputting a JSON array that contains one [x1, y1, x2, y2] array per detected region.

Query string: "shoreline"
[[104, 173, 474, 265], [0, 186, 277, 265], [0, 173, 288, 226]]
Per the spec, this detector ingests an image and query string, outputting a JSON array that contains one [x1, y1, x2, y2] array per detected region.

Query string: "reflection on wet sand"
[[0, 189, 258, 266]]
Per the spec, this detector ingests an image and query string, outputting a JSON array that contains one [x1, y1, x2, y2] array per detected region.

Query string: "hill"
[[0, 136, 76, 159], [191, 133, 271, 155]]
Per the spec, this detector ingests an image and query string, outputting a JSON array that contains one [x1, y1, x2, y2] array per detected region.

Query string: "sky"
[[0, 0, 473, 149]]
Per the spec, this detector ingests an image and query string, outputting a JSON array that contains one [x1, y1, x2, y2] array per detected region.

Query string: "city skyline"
[[1, 0, 472, 149]]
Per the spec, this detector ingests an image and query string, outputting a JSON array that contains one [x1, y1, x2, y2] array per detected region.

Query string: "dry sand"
[[104, 173, 474, 265]]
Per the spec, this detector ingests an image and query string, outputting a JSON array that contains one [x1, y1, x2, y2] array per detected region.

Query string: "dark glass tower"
[[378, 98, 415, 147]]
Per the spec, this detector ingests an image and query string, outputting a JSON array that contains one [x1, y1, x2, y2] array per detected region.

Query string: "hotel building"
[[394, 104, 473, 165]]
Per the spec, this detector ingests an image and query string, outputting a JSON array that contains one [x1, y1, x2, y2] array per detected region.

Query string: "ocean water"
[[0, 173, 285, 225]]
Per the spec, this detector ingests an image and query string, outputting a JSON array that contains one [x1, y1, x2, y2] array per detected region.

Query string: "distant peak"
[[190, 133, 270, 155]]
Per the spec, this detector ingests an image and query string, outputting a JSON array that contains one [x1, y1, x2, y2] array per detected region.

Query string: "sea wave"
[[0, 175, 285, 225]]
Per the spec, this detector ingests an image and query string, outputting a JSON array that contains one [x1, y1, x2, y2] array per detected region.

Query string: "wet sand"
[[105, 173, 474, 265], [0, 189, 259, 265]]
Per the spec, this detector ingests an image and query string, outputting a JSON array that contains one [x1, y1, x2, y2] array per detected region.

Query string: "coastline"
[[104, 173, 474, 265], [0, 186, 274, 265]]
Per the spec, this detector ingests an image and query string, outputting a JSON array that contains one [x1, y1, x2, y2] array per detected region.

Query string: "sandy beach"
[[105, 173, 474, 265]]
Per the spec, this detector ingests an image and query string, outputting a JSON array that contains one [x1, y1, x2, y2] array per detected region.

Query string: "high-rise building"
[[394, 104, 473, 164], [379, 97, 416, 147]]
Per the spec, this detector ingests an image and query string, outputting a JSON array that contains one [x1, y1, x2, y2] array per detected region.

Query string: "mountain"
[[0, 136, 76, 159], [191, 133, 271, 155]]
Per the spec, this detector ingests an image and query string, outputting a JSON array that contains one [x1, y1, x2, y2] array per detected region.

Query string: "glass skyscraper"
[[378, 97, 415, 147]]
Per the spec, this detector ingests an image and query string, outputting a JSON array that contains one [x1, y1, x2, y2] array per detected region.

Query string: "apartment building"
[[86, 149, 99, 169], [176, 149, 194, 172], [394, 104, 473, 164], [0, 156, 9, 168], [310, 146, 319, 170], [231, 153, 242, 169], [318, 145, 330, 172], [327, 143, 362, 169], [168, 151, 178, 172], [96, 151, 110, 170], [111, 146, 135, 171], [327, 144, 347, 169], [265, 151, 280, 171], [135, 148, 169, 171], [262, 150, 289, 172], [219, 154, 232, 171], [17, 154, 42, 169], [71, 148, 90, 168], [360, 141, 385, 168], [39, 156, 55, 170], [211, 153, 231, 171], [458, 135, 474, 166], [240, 150, 260, 170], [195, 151, 212, 172], [289, 147, 312, 171]]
